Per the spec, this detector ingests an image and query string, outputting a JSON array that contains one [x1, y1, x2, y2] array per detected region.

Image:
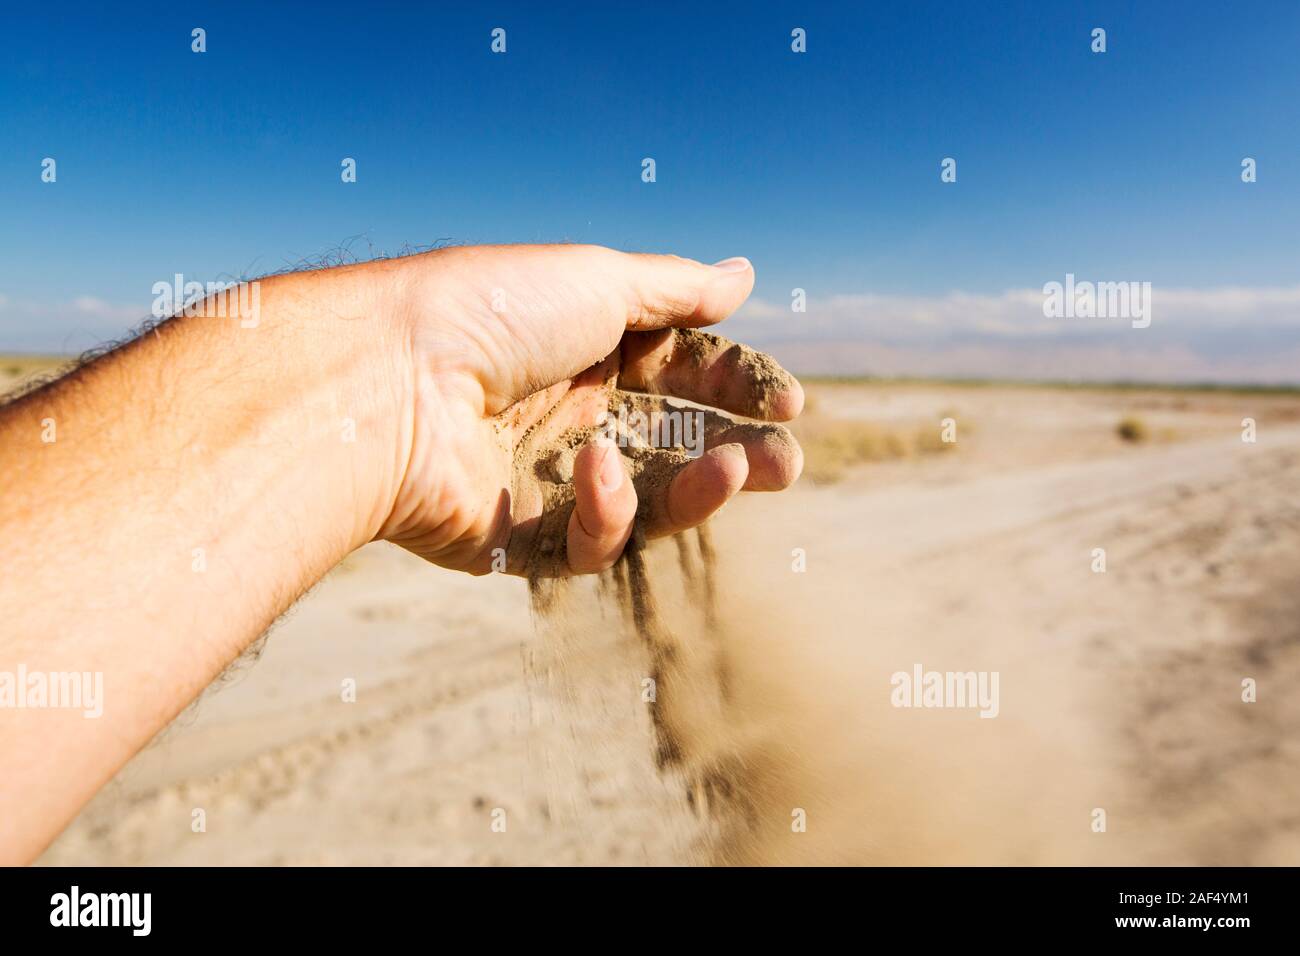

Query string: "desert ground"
[[5, 356, 1299, 866]]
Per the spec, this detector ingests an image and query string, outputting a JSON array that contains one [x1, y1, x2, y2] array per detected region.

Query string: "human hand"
[[369, 244, 804, 577]]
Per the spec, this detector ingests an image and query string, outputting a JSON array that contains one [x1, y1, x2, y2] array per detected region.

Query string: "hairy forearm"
[[0, 264, 411, 862], [0, 242, 785, 863]]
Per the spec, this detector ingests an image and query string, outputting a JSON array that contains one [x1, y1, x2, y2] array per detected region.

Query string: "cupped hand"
[[374, 244, 804, 577]]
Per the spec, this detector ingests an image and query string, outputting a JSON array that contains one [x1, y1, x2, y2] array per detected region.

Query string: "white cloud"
[[732, 284, 1300, 384], [70, 295, 138, 318], [0, 295, 145, 352], [737, 285, 1300, 344]]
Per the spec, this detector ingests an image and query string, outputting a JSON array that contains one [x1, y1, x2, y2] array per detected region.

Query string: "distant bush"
[[1116, 416, 1149, 443]]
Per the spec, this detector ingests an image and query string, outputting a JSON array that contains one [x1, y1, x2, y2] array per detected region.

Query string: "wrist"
[[251, 265, 417, 553]]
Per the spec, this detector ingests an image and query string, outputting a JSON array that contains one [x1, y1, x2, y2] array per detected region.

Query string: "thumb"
[[414, 245, 755, 413]]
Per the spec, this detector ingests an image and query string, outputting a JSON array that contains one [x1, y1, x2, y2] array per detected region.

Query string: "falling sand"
[[526, 522, 756, 862], [515, 331, 794, 862]]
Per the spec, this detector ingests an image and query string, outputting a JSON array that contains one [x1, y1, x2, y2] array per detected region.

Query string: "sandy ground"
[[8, 364, 1299, 866]]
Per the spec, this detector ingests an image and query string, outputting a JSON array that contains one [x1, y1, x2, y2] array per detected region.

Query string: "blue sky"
[[2, 1, 1297, 380]]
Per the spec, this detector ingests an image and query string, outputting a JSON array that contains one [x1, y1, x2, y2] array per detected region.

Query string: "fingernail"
[[598, 442, 624, 491], [711, 256, 751, 273]]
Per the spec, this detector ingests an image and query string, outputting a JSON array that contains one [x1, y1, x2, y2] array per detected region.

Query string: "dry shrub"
[[792, 415, 957, 483], [1116, 416, 1149, 443]]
